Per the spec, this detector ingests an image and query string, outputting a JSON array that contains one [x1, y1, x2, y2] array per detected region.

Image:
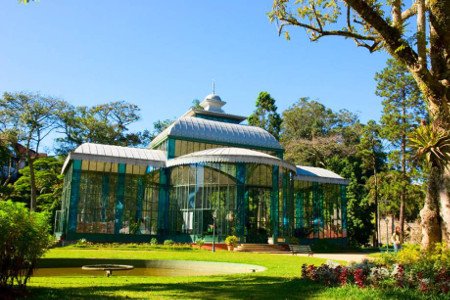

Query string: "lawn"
[[26, 246, 443, 299]]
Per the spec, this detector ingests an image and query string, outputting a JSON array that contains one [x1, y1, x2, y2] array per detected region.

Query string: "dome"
[[204, 93, 223, 102], [200, 93, 226, 113]]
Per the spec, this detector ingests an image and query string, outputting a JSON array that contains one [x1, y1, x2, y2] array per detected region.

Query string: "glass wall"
[[168, 163, 284, 242], [71, 160, 160, 235], [173, 139, 280, 157], [168, 163, 237, 240], [293, 180, 346, 239]]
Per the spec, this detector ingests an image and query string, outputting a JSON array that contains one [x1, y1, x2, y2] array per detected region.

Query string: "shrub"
[[74, 238, 92, 248], [225, 235, 238, 247], [196, 239, 205, 249], [149, 238, 158, 245], [163, 239, 174, 246], [0, 200, 53, 289]]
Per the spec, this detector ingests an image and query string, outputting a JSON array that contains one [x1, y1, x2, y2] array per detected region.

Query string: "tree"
[[0, 131, 18, 199], [270, 0, 450, 250], [0, 92, 66, 211], [281, 97, 360, 167], [12, 156, 64, 216], [357, 120, 385, 246], [248, 92, 282, 140], [152, 118, 174, 138], [375, 58, 427, 242], [57, 101, 151, 154]]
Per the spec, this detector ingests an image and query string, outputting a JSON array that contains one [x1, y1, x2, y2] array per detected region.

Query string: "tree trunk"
[[420, 165, 443, 251], [28, 155, 37, 211], [441, 168, 450, 244]]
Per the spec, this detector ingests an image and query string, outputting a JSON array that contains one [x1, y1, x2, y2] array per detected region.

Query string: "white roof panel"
[[150, 117, 283, 150], [61, 143, 166, 173], [295, 166, 349, 185]]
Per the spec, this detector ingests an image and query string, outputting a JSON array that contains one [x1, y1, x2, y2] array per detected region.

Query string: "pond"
[[33, 260, 266, 277]]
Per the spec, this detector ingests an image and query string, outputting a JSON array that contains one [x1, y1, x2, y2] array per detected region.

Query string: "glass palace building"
[[56, 94, 349, 244]]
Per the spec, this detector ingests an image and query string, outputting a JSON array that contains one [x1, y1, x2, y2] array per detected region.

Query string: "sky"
[[0, 1, 389, 152]]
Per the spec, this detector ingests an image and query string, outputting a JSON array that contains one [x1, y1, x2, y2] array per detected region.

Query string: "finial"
[[212, 80, 216, 95]]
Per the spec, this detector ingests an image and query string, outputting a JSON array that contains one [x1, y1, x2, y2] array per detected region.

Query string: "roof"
[[166, 147, 296, 171], [61, 143, 166, 174], [150, 117, 283, 150], [294, 166, 349, 185]]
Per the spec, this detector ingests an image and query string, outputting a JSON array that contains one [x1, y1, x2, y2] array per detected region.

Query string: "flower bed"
[[301, 244, 450, 295]]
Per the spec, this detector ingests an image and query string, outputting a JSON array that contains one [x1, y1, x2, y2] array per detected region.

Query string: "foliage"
[[375, 58, 427, 238], [69, 242, 194, 251], [0, 200, 53, 289], [280, 98, 376, 246], [281, 97, 361, 167], [366, 171, 424, 221], [269, 0, 450, 249], [73, 238, 92, 248], [196, 239, 205, 249], [163, 239, 175, 246], [56, 101, 151, 154], [224, 235, 239, 246], [0, 92, 66, 211], [302, 254, 450, 294], [149, 237, 158, 245], [152, 118, 174, 138], [11, 157, 64, 213], [409, 124, 450, 169], [248, 92, 282, 140]]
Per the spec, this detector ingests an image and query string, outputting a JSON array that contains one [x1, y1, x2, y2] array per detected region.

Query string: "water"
[[32, 260, 266, 277]]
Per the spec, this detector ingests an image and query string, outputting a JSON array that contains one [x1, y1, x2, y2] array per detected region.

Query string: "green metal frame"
[[271, 166, 279, 241], [68, 160, 81, 233]]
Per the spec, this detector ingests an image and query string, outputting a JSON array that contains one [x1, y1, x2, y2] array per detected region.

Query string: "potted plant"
[[225, 235, 238, 251]]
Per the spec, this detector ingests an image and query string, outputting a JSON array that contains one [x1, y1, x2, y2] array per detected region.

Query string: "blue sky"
[[0, 0, 389, 150]]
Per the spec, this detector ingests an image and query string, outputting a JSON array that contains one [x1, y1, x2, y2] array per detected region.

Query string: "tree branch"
[[402, 1, 418, 20], [392, 0, 403, 28], [280, 15, 377, 42], [311, 3, 323, 32]]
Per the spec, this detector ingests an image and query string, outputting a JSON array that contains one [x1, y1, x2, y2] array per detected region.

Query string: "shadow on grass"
[[29, 276, 318, 300], [31, 258, 438, 300], [28, 276, 431, 300]]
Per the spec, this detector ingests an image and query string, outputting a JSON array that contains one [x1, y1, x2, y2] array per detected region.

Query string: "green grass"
[[26, 247, 446, 299]]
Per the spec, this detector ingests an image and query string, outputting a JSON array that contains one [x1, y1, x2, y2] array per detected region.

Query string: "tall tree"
[[57, 101, 151, 154], [0, 92, 66, 211], [270, 0, 450, 249], [248, 92, 282, 140], [357, 120, 385, 246], [375, 58, 427, 242]]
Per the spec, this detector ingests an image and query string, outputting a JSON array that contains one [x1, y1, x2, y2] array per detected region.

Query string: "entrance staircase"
[[234, 243, 289, 254]]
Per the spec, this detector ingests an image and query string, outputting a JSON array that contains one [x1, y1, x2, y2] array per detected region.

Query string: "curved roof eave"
[[294, 166, 349, 185], [166, 147, 296, 172], [61, 143, 166, 174]]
